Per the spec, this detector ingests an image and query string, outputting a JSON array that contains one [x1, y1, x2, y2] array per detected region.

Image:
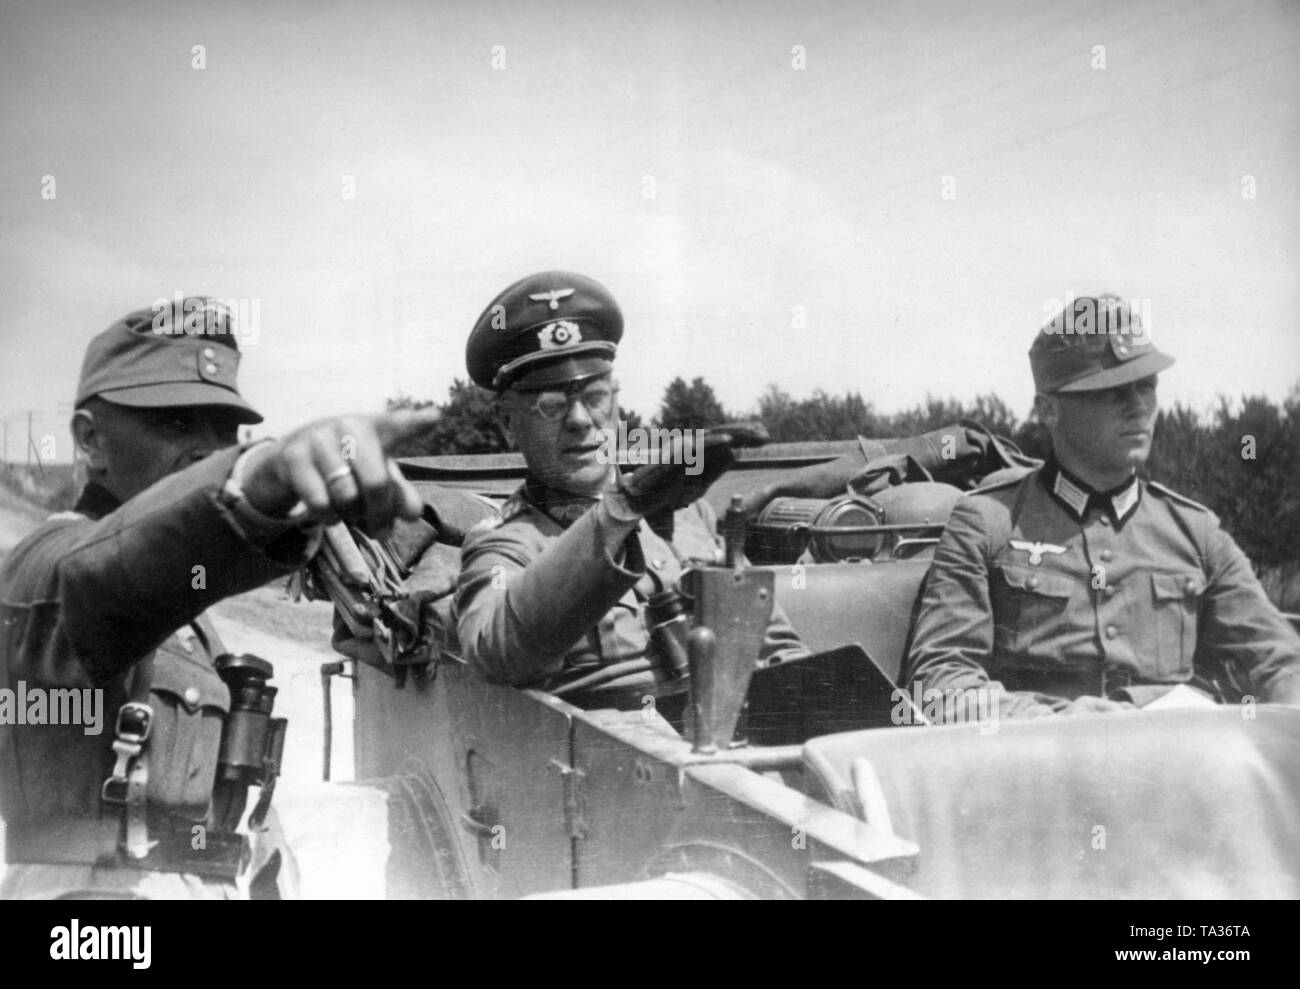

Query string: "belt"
[[1100, 665, 1135, 696], [999, 666, 1220, 705], [5, 816, 249, 882]]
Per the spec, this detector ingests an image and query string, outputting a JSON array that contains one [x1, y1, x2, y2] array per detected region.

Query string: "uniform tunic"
[[905, 458, 1300, 719], [0, 448, 313, 897], [455, 479, 808, 704]]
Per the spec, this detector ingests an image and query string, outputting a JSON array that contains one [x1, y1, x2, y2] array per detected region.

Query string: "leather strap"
[[102, 649, 159, 859], [122, 749, 155, 860]]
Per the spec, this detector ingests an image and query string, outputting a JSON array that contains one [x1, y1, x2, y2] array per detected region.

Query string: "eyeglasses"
[[516, 380, 617, 422]]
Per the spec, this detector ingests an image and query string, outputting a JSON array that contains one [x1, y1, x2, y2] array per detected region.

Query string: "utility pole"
[[27, 411, 48, 480]]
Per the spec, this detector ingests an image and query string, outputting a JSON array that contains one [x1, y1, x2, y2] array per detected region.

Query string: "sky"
[[1, 0, 1297, 461]]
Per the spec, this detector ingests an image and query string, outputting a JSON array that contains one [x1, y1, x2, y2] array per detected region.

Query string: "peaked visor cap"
[[466, 271, 622, 392]]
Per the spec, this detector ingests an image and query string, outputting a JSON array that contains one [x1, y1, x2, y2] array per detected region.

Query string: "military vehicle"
[[299, 437, 1300, 900]]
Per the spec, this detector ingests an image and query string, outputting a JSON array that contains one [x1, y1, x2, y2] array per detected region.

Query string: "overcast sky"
[[1, 0, 1297, 460]]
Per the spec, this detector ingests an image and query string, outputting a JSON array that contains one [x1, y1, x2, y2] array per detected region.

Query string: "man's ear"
[[71, 408, 108, 472], [1034, 393, 1059, 431]]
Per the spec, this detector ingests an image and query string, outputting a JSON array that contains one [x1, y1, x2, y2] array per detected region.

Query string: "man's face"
[[1039, 375, 1159, 481], [76, 401, 242, 503], [498, 374, 617, 497]]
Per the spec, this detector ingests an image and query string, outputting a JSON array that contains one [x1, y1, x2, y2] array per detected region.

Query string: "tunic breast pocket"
[[144, 650, 231, 821], [1149, 572, 1205, 676], [993, 564, 1074, 665]]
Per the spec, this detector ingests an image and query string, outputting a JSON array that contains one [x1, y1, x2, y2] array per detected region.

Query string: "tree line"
[[388, 376, 1300, 586]]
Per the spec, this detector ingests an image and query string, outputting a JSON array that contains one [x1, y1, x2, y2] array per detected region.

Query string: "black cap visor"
[[501, 351, 615, 392], [92, 382, 264, 424]]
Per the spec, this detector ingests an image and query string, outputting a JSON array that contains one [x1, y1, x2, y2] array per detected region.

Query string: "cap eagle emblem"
[[527, 288, 575, 311]]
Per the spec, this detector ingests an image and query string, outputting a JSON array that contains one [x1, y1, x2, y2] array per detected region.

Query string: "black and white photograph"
[[1, 0, 1297, 939]]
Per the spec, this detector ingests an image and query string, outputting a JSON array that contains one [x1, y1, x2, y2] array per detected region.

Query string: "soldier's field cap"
[[1030, 294, 1175, 394], [74, 298, 262, 423], [466, 271, 622, 392]]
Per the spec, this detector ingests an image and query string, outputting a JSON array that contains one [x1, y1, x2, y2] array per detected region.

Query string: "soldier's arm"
[[456, 437, 749, 684], [59, 408, 437, 684], [904, 497, 1056, 720], [48, 447, 315, 684], [1197, 518, 1300, 705], [454, 500, 644, 685]]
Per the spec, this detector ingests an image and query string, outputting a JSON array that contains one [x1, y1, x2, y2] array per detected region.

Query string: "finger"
[[708, 421, 770, 448], [287, 500, 341, 527], [388, 458, 424, 521], [702, 433, 739, 456], [343, 428, 397, 534], [281, 440, 334, 517], [312, 443, 360, 515], [373, 407, 444, 451], [700, 439, 737, 479]]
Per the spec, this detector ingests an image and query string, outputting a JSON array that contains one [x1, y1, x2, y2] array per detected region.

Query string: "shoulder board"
[[966, 466, 1035, 496], [1146, 480, 1210, 512]]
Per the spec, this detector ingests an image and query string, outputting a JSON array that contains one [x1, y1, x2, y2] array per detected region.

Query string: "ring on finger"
[[324, 465, 354, 486]]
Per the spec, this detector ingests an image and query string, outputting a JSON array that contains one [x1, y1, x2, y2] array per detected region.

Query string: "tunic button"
[[651, 559, 665, 570], [1026, 577, 1039, 590], [1104, 626, 1118, 639], [202, 347, 215, 359], [204, 362, 218, 375], [1099, 550, 1113, 562], [1104, 585, 1117, 597], [183, 687, 201, 706], [1184, 579, 1197, 594], [1099, 516, 1111, 527]]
